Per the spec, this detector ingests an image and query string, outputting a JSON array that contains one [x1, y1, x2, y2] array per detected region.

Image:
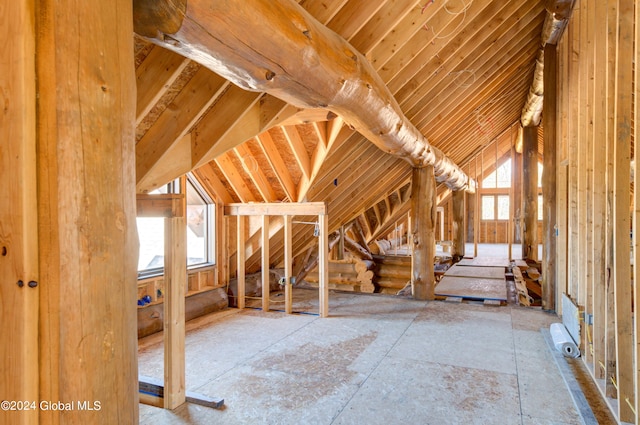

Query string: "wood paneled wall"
[[554, 0, 639, 422]]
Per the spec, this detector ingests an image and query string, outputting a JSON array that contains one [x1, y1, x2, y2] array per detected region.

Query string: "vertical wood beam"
[[164, 216, 186, 409], [284, 215, 293, 314], [36, 0, 139, 422], [522, 126, 539, 261], [411, 166, 436, 300], [612, 0, 634, 420], [1, 2, 38, 423], [451, 190, 465, 261], [604, 0, 617, 400], [237, 216, 246, 309], [508, 144, 515, 261], [542, 43, 558, 311], [319, 214, 329, 317], [591, 0, 608, 381], [474, 157, 479, 257], [634, 0, 640, 416], [262, 215, 270, 312]]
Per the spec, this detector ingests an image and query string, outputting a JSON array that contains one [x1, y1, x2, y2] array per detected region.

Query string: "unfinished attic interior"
[[4, 0, 640, 423]]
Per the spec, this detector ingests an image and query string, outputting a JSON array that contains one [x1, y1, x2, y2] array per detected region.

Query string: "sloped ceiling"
[[134, 0, 549, 265]]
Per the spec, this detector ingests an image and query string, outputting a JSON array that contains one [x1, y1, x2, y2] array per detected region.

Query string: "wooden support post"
[[1, 2, 38, 423], [411, 166, 436, 300], [262, 215, 270, 312], [591, 0, 607, 381], [319, 214, 329, 317], [508, 144, 516, 261], [612, 0, 634, 421], [522, 126, 539, 261], [284, 215, 293, 314], [474, 157, 479, 257], [164, 217, 187, 409], [35, 0, 139, 422], [452, 190, 465, 261], [542, 43, 557, 311], [634, 0, 640, 416], [237, 216, 246, 309]]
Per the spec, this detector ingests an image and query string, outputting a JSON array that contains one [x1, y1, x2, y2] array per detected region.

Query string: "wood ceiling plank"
[[326, 0, 387, 41], [192, 164, 234, 204], [136, 46, 190, 125], [137, 133, 192, 193], [299, 0, 349, 24], [256, 132, 297, 202], [381, 0, 498, 88], [191, 85, 263, 166], [234, 144, 278, 202], [390, 0, 530, 98], [350, 0, 420, 55], [368, 0, 447, 72], [283, 125, 311, 181], [136, 67, 228, 185], [416, 37, 539, 139], [412, 25, 542, 134], [400, 1, 543, 113], [214, 152, 258, 203]]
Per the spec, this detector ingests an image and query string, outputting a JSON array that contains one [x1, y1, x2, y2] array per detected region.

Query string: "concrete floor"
[[138, 289, 610, 425]]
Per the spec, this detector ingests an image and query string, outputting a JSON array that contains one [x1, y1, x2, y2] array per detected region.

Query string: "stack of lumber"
[[512, 266, 533, 306], [304, 258, 375, 292]]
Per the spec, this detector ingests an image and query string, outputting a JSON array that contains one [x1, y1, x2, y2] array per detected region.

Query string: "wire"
[[448, 69, 476, 88], [431, 0, 472, 40], [444, 0, 472, 15]]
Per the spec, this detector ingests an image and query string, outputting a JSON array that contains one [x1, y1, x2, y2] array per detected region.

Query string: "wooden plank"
[[136, 46, 189, 125], [36, 0, 138, 421], [164, 217, 186, 409], [234, 144, 278, 202], [136, 194, 185, 218], [215, 152, 258, 203], [612, 0, 634, 421], [237, 216, 246, 309], [522, 126, 539, 261], [634, 0, 640, 417], [262, 215, 270, 312], [411, 166, 436, 300], [319, 213, 329, 317], [1, 2, 38, 423], [225, 202, 326, 216], [257, 132, 297, 202], [135, 68, 228, 185], [591, 0, 607, 381], [139, 375, 224, 409], [284, 215, 293, 314], [283, 125, 311, 181], [542, 43, 557, 311], [191, 86, 263, 167]]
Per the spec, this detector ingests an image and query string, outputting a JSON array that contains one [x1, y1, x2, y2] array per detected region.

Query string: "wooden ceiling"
[[134, 0, 549, 262]]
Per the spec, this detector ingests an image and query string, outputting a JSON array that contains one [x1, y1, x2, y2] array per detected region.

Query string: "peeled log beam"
[[295, 231, 341, 284], [133, 0, 474, 192], [344, 236, 373, 261]]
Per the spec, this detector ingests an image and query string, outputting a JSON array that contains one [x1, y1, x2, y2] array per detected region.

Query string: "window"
[[482, 195, 510, 221], [137, 176, 215, 277], [538, 162, 543, 188], [482, 158, 512, 188], [482, 196, 495, 220], [497, 195, 510, 220], [186, 177, 215, 267], [538, 194, 543, 221]]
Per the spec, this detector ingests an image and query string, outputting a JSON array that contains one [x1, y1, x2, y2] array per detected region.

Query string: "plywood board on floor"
[[435, 276, 507, 301], [444, 265, 506, 280], [457, 257, 511, 267]]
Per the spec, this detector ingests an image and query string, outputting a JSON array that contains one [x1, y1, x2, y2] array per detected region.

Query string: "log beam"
[[522, 126, 539, 261], [542, 43, 557, 311], [451, 190, 465, 262], [133, 0, 475, 192], [411, 166, 436, 300], [36, 0, 139, 421]]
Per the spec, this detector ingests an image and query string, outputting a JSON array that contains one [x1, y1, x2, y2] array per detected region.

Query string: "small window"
[[482, 159, 512, 189], [538, 195, 543, 221], [482, 196, 495, 220], [497, 195, 510, 220], [186, 177, 215, 267], [538, 163, 543, 188]]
